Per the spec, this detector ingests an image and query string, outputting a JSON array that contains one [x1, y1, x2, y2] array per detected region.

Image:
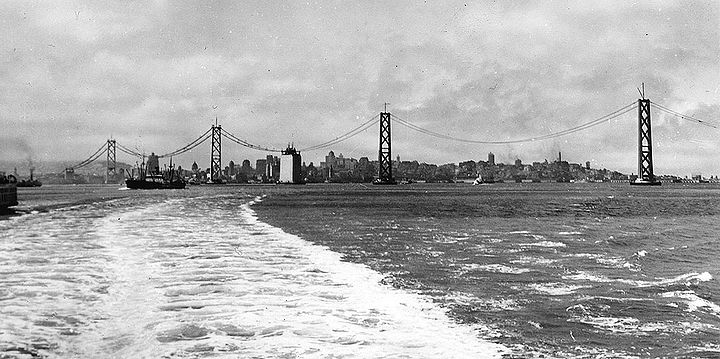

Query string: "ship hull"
[[1, 184, 18, 209], [125, 179, 186, 190]]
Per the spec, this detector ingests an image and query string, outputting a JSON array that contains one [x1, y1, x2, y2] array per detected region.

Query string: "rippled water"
[[0, 186, 503, 358], [255, 183, 720, 358]]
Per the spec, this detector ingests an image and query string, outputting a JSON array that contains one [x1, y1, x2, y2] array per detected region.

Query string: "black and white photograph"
[[1, 1, 719, 358]]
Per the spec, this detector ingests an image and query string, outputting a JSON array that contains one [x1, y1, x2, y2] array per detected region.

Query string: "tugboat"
[[125, 153, 185, 190], [16, 168, 42, 187], [1, 173, 18, 210]]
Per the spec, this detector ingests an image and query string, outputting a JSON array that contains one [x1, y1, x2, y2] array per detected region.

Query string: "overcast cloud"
[[1, 0, 718, 175]]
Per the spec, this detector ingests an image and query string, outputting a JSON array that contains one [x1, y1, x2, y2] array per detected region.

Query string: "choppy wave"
[[564, 271, 713, 288]]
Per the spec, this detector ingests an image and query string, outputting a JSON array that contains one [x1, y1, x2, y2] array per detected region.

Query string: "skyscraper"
[[488, 152, 495, 166]]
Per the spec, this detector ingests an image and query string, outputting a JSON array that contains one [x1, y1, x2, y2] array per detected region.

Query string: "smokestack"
[[558, 152, 562, 162]]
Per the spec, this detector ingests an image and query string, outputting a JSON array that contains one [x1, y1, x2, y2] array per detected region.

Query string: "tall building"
[[279, 146, 302, 184], [488, 152, 495, 166], [240, 160, 254, 175], [265, 155, 280, 181], [320, 150, 357, 178], [324, 151, 336, 169], [255, 159, 267, 178]]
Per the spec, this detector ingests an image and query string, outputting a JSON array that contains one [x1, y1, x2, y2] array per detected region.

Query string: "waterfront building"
[[320, 151, 358, 180], [255, 159, 267, 181], [228, 161, 236, 176], [265, 155, 280, 182], [240, 160, 254, 176], [279, 146, 303, 184]]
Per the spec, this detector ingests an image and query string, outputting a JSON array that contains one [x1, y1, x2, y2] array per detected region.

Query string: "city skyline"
[[1, 1, 718, 176], [3, 147, 706, 181]]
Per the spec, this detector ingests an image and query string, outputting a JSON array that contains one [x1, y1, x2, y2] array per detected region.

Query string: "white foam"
[[509, 256, 556, 266], [521, 241, 566, 248], [444, 293, 521, 312], [564, 271, 713, 288], [235, 198, 508, 358], [463, 263, 531, 274], [570, 316, 640, 333], [526, 282, 590, 295], [1, 194, 508, 358], [660, 291, 720, 314]]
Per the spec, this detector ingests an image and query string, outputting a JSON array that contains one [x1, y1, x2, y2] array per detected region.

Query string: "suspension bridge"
[[66, 93, 715, 186]]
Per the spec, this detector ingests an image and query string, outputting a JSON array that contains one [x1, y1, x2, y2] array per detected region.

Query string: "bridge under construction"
[[66, 92, 714, 186]]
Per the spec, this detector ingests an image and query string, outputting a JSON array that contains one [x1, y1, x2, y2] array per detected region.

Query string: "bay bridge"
[[66, 92, 714, 186]]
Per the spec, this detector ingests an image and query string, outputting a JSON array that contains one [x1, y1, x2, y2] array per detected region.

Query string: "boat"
[[125, 154, 186, 190], [473, 174, 494, 185], [126, 174, 186, 189], [372, 177, 397, 185], [15, 168, 42, 187], [1, 173, 18, 209], [16, 179, 42, 187]]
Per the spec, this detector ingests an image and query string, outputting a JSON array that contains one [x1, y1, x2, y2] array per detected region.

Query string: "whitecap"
[[464, 263, 531, 274], [563, 271, 712, 288], [569, 316, 639, 333], [527, 282, 590, 295], [521, 241, 566, 248], [660, 291, 720, 314]]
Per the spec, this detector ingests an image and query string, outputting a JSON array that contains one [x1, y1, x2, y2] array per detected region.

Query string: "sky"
[[1, 0, 718, 176]]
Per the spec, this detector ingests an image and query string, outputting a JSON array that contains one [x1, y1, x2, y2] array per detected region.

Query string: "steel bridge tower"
[[631, 99, 661, 186], [106, 139, 117, 184], [375, 111, 396, 185], [210, 124, 222, 183]]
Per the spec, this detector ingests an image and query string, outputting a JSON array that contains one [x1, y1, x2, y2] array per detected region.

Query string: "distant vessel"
[[125, 154, 185, 190], [473, 174, 493, 185], [372, 177, 397, 185], [16, 168, 41, 187], [1, 173, 18, 209]]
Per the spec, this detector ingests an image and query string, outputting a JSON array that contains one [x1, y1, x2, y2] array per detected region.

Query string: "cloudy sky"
[[1, 0, 718, 175]]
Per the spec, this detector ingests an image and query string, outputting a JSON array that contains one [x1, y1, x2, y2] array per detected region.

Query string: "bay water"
[[1, 183, 718, 358]]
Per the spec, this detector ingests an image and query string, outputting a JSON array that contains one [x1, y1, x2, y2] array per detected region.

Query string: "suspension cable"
[[74, 147, 108, 169], [220, 129, 284, 152], [650, 101, 718, 129], [116, 143, 144, 158], [70, 143, 107, 169], [158, 128, 213, 158], [390, 102, 637, 145], [299, 114, 380, 151]]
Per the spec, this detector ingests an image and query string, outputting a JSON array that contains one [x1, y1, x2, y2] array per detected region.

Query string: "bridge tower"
[[106, 139, 117, 184], [210, 124, 222, 183], [375, 106, 396, 185], [631, 98, 661, 186]]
